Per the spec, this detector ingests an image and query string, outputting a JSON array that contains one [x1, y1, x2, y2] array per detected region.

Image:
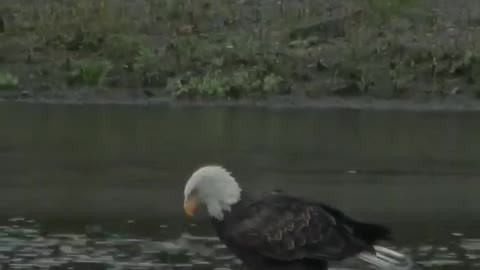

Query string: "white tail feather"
[[357, 245, 416, 270]]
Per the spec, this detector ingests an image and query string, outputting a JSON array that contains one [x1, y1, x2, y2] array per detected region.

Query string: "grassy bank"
[[0, 0, 480, 103]]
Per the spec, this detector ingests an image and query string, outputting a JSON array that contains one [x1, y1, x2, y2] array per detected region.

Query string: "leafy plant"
[[169, 71, 229, 99], [196, 70, 230, 98], [169, 67, 284, 99], [229, 69, 262, 95], [0, 72, 19, 90], [69, 59, 112, 86], [263, 73, 284, 94]]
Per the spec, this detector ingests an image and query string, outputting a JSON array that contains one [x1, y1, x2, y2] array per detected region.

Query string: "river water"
[[0, 103, 480, 270]]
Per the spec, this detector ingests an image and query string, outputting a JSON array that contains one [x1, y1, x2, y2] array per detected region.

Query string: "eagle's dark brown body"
[[211, 192, 391, 270]]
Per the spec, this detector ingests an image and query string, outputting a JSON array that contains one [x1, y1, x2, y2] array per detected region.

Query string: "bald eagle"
[[183, 165, 394, 270]]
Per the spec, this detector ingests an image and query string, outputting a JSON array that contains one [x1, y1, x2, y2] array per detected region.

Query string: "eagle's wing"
[[226, 195, 379, 262]]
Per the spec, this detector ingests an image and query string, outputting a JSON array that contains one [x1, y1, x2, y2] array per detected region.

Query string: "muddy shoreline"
[[3, 95, 480, 112]]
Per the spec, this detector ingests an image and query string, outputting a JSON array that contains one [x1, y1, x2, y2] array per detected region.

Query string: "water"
[[1, 103, 480, 269]]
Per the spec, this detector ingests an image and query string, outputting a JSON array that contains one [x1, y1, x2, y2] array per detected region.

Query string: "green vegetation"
[[69, 59, 112, 86], [0, 0, 479, 101], [169, 68, 285, 99], [0, 72, 18, 90]]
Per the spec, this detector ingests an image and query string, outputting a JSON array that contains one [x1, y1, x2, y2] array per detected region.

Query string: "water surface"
[[1, 103, 480, 269]]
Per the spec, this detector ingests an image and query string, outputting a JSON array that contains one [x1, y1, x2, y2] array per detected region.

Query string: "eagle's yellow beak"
[[184, 195, 198, 217]]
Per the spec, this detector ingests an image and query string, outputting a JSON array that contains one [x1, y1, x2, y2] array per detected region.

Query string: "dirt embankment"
[[0, 0, 480, 110]]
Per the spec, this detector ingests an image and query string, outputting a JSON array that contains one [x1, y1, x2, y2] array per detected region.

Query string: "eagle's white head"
[[183, 165, 242, 220]]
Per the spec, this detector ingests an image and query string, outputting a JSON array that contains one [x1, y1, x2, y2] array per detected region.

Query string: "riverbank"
[[6, 96, 480, 112], [1, 0, 480, 109]]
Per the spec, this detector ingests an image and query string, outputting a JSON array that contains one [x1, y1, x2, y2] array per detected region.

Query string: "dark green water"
[[1, 103, 480, 269]]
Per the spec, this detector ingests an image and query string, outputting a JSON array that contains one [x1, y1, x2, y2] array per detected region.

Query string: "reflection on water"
[[0, 218, 479, 270], [1, 104, 480, 270]]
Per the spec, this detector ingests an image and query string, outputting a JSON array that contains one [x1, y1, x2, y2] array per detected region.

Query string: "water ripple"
[[0, 220, 478, 270]]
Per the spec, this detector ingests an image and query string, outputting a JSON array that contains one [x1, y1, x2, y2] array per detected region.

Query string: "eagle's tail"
[[357, 245, 418, 270]]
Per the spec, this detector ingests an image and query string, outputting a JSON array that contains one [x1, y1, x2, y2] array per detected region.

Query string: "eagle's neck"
[[210, 191, 253, 230]]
